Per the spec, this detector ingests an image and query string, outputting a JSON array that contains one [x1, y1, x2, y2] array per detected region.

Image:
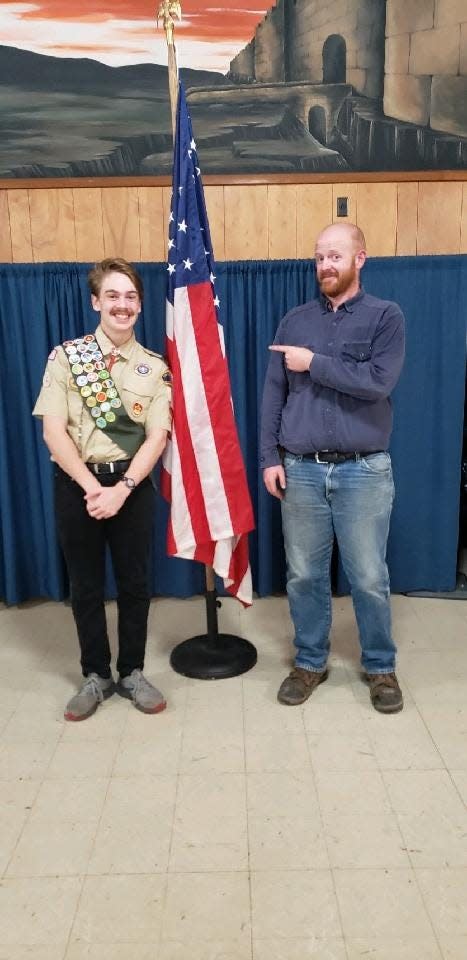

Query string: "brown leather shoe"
[[363, 672, 403, 714], [277, 667, 328, 706]]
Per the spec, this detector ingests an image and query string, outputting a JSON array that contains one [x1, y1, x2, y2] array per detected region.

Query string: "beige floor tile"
[[0, 780, 40, 873], [246, 731, 311, 774], [315, 771, 392, 819], [247, 770, 319, 819], [251, 869, 341, 939], [418, 705, 467, 769], [170, 773, 247, 870], [162, 872, 251, 943], [362, 706, 444, 770], [0, 740, 57, 780], [86, 775, 175, 875], [159, 941, 252, 959], [180, 727, 245, 774], [65, 945, 158, 960], [6, 818, 97, 877], [88, 811, 172, 874], [306, 733, 377, 772], [438, 936, 467, 959], [113, 731, 182, 776], [29, 778, 109, 824], [243, 699, 306, 736], [0, 877, 82, 946], [170, 813, 248, 871], [253, 940, 347, 959], [71, 874, 166, 943], [303, 702, 367, 737], [1, 704, 65, 744], [324, 812, 409, 868], [415, 868, 467, 937], [0, 946, 65, 960], [345, 939, 443, 959], [384, 770, 467, 867], [248, 815, 329, 870], [334, 868, 433, 938], [47, 739, 119, 779], [450, 769, 467, 805]]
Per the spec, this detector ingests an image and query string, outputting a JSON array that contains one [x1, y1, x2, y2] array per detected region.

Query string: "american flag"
[[160, 83, 254, 605]]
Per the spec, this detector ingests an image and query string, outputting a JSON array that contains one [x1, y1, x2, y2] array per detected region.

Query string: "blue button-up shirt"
[[260, 288, 405, 468]]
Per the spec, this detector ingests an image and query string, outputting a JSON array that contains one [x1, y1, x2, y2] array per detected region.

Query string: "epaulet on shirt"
[[142, 347, 165, 360]]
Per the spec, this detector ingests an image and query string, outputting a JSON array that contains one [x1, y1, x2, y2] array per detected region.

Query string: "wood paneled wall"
[[1, 180, 466, 264]]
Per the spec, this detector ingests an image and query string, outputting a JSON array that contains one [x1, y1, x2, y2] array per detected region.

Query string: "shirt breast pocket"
[[342, 340, 372, 361], [122, 373, 157, 421]]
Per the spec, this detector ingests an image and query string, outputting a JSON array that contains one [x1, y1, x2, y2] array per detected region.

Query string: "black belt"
[[86, 459, 132, 475], [290, 451, 383, 464]]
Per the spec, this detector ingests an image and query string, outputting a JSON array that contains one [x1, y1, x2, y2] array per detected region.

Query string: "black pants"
[[55, 467, 155, 678]]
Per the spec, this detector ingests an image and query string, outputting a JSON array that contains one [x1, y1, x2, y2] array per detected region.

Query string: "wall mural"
[[0, 0, 466, 179]]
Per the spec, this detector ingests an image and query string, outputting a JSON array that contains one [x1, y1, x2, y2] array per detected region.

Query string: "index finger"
[[268, 345, 288, 352]]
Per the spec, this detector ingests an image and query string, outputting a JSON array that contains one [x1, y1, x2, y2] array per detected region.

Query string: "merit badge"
[[69, 353, 81, 365], [71, 363, 83, 375], [84, 335, 94, 343], [106, 411, 116, 423], [76, 375, 88, 387], [96, 392, 106, 403], [86, 396, 97, 407], [110, 398, 122, 408], [94, 360, 105, 371], [48, 348, 57, 361], [135, 363, 151, 376], [80, 386, 92, 398], [96, 417, 107, 429], [87, 372, 98, 383], [91, 407, 101, 418], [100, 401, 111, 413], [132, 402, 143, 417]]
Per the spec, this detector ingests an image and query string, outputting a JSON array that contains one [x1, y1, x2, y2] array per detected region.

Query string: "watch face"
[[122, 475, 136, 489]]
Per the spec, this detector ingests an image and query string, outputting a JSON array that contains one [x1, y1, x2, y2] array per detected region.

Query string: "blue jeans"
[[281, 453, 397, 675]]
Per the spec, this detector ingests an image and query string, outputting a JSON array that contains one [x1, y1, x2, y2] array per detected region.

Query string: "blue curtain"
[[0, 257, 465, 604]]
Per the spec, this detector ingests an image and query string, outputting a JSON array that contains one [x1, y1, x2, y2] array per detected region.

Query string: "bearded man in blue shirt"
[[260, 222, 405, 713]]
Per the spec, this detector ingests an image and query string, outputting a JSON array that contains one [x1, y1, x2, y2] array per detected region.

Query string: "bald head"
[[316, 222, 366, 254], [315, 222, 367, 306]]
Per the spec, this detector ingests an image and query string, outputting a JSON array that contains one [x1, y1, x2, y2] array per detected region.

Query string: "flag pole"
[[157, 5, 257, 679]]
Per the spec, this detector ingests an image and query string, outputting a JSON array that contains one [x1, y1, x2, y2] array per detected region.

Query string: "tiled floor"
[[0, 591, 467, 959]]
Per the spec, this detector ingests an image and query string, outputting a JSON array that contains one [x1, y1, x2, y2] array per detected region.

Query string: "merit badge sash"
[[63, 334, 145, 458]]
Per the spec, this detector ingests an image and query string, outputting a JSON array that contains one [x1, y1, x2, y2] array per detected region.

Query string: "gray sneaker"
[[116, 669, 167, 714], [64, 673, 115, 721]]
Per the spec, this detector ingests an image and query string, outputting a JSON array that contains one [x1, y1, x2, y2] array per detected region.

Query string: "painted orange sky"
[[0, 1, 271, 71]]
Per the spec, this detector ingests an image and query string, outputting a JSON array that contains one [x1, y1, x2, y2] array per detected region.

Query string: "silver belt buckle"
[[109, 462, 115, 474], [314, 452, 328, 464]]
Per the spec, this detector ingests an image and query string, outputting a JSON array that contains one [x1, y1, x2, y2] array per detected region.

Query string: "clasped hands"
[[85, 482, 129, 520]]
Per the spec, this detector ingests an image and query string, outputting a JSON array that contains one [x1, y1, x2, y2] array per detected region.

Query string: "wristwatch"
[[120, 475, 136, 492]]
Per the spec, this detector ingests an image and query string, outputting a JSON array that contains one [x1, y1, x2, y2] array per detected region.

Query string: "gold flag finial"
[[157, 0, 182, 46]]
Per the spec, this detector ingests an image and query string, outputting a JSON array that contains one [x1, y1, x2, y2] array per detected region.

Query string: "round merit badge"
[[96, 417, 107, 429], [132, 402, 143, 417], [135, 363, 151, 376]]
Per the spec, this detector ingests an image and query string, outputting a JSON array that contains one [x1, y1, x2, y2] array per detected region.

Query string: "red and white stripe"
[[161, 281, 254, 605]]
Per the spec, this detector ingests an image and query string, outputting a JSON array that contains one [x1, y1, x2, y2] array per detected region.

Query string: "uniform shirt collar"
[[319, 286, 365, 314], [95, 323, 136, 360]]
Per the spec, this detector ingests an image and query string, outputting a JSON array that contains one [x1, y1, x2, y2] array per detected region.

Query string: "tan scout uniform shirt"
[[33, 324, 172, 463]]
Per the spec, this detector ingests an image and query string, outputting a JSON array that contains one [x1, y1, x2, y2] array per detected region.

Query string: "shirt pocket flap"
[[342, 340, 372, 361]]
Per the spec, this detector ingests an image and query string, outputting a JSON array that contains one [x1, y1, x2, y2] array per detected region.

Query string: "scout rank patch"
[[62, 334, 122, 431]]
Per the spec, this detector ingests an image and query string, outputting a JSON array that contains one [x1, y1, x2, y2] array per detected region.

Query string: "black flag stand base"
[[170, 571, 257, 680]]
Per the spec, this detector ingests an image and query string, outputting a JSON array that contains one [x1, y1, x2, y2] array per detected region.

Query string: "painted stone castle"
[[229, 0, 467, 143]]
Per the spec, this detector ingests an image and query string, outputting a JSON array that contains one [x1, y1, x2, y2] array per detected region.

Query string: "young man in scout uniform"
[[33, 258, 172, 721]]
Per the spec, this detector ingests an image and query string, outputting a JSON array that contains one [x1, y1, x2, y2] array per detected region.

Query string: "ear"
[[355, 249, 367, 269], [91, 294, 100, 313]]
